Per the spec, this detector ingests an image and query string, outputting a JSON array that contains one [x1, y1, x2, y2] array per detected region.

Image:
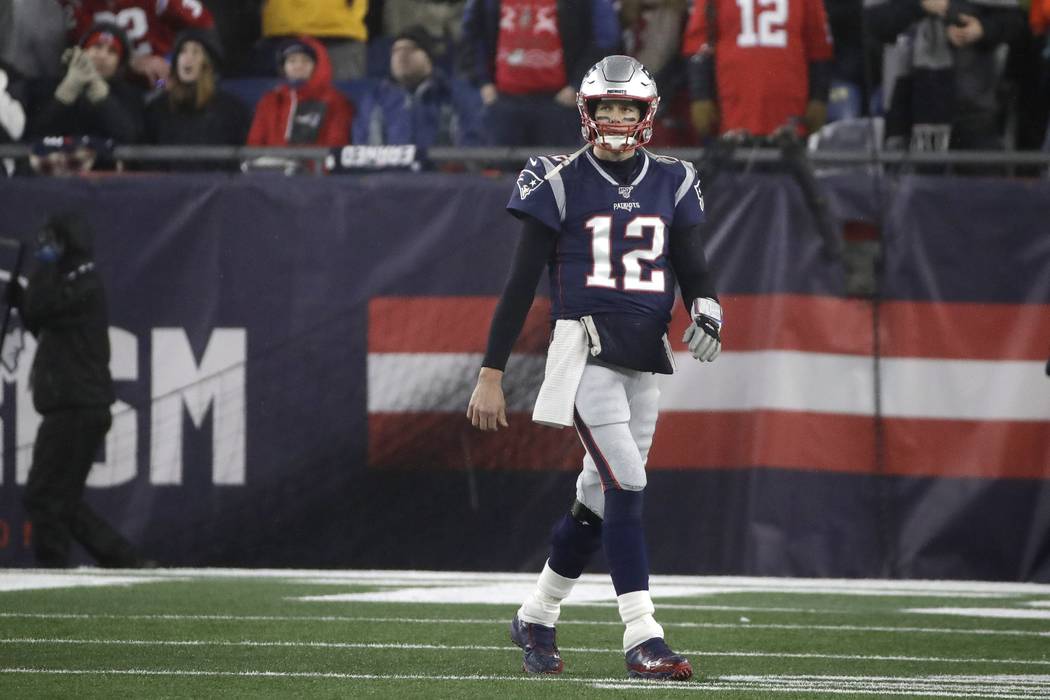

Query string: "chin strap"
[[542, 142, 591, 184], [595, 133, 637, 151]]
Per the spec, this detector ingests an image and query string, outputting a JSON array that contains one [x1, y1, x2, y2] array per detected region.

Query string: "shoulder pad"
[[516, 164, 546, 200]]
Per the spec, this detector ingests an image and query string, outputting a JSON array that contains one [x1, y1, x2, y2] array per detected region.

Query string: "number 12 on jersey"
[[585, 215, 666, 292]]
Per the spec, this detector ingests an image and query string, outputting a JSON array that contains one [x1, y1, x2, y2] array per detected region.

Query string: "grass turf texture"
[[1, 570, 1049, 698]]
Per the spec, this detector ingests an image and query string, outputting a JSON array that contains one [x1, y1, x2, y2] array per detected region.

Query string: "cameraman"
[[865, 0, 1026, 152], [6, 213, 148, 568]]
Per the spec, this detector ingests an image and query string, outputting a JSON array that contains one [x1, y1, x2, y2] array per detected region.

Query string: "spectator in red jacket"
[[247, 36, 353, 147]]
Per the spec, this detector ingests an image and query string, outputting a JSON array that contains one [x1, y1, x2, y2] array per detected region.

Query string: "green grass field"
[[1, 569, 1049, 698]]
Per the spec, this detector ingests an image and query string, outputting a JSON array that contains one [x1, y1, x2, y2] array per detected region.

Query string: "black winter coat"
[[29, 77, 145, 143], [145, 90, 250, 146], [21, 219, 115, 414]]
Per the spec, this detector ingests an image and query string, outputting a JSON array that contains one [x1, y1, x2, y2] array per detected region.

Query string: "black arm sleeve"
[[669, 220, 718, 314], [21, 270, 97, 335], [974, 5, 1026, 49], [807, 60, 832, 101], [686, 52, 717, 101], [481, 216, 558, 371]]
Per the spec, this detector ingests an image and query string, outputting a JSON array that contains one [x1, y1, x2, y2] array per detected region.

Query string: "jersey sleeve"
[[803, 0, 835, 61], [506, 156, 565, 232], [159, 0, 215, 29], [673, 160, 705, 229], [680, 0, 709, 55]]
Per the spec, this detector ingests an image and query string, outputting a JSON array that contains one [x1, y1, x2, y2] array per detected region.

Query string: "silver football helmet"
[[577, 55, 659, 152]]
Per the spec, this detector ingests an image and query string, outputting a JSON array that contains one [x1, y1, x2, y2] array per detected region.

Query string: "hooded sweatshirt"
[[247, 36, 354, 147]]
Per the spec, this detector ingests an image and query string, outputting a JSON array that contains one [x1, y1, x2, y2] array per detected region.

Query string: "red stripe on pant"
[[574, 408, 621, 490]]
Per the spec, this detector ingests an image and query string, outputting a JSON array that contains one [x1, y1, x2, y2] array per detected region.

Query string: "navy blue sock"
[[602, 489, 649, 595], [548, 512, 603, 579]]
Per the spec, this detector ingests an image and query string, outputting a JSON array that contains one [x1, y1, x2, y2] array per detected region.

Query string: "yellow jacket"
[[263, 0, 368, 41]]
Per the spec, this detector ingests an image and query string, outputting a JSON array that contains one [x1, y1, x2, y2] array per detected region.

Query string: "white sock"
[[618, 589, 664, 652], [517, 560, 577, 627]]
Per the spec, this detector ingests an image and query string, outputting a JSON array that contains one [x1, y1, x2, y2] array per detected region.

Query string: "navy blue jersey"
[[508, 149, 705, 327]]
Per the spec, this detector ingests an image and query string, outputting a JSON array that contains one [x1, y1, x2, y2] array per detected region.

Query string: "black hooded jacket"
[[20, 214, 115, 414]]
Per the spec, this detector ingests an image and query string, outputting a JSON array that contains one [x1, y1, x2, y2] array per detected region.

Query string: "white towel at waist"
[[532, 318, 591, 428]]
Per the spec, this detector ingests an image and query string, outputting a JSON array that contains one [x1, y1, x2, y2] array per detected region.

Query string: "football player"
[[466, 55, 723, 681]]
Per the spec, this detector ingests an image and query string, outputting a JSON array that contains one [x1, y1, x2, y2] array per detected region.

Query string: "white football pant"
[[572, 361, 660, 518]]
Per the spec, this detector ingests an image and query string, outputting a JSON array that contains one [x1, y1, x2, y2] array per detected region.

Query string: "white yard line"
[[566, 602, 842, 613], [1, 612, 1046, 638], [4, 568, 1049, 597], [3, 668, 1050, 698], [2, 638, 1050, 668], [0, 573, 174, 593], [905, 608, 1050, 621], [595, 683, 1050, 698]]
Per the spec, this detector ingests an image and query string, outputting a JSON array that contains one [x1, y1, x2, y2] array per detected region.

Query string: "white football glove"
[[682, 297, 722, 362], [55, 48, 94, 104]]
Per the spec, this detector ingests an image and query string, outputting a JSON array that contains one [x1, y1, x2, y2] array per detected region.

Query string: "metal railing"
[[2, 143, 1049, 173]]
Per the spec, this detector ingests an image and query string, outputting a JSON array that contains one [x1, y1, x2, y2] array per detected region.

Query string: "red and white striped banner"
[[367, 295, 1050, 479]]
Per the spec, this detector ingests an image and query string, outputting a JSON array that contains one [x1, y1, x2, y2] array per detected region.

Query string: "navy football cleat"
[[625, 637, 693, 680], [510, 615, 564, 674]]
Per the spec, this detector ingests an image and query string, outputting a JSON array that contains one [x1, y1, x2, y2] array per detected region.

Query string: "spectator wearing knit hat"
[[144, 28, 250, 157], [352, 26, 483, 148], [29, 22, 144, 146], [247, 36, 354, 147], [58, 0, 216, 86]]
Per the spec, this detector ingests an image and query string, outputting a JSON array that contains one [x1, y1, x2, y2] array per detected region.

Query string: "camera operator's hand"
[[947, 14, 984, 46], [480, 83, 498, 106], [55, 48, 94, 105], [803, 100, 828, 135], [921, 0, 949, 17], [682, 297, 723, 362], [554, 85, 577, 108], [690, 99, 719, 139]]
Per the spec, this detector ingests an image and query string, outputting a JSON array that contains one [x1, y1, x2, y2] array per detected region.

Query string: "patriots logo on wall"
[[618, 186, 634, 199], [516, 169, 544, 200]]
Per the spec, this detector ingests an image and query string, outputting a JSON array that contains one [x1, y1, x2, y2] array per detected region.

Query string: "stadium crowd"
[[0, 0, 1047, 173]]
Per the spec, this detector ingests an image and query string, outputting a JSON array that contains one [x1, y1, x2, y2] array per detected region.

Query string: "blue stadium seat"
[[366, 36, 394, 79]]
